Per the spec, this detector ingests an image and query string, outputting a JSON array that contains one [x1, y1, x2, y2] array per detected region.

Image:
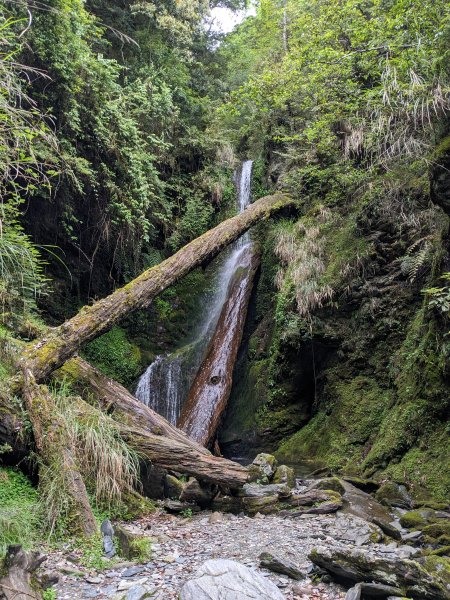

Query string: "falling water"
[[135, 160, 254, 424]]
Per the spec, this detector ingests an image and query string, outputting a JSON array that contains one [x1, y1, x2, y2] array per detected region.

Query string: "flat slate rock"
[[259, 551, 303, 580], [180, 559, 284, 600]]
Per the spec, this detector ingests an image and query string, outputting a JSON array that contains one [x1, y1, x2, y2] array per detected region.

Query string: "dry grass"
[[340, 65, 450, 168], [275, 207, 334, 317], [39, 383, 140, 535]]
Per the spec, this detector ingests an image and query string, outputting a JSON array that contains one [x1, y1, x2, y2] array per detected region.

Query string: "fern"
[[401, 237, 432, 282]]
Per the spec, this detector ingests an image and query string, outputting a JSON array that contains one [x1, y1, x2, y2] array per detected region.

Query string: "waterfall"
[[135, 160, 254, 425]]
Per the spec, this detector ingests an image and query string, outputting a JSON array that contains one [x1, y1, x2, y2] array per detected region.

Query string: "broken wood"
[[21, 368, 97, 536], [0, 545, 45, 600], [21, 193, 293, 382], [178, 245, 260, 446]]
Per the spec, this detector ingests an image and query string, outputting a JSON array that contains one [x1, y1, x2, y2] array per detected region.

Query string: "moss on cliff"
[[82, 326, 143, 388]]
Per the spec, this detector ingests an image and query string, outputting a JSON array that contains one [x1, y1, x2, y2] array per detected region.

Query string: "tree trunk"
[[56, 358, 250, 488], [57, 357, 210, 455], [21, 368, 97, 536], [178, 245, 260, 446], [21, 193, 293, 382], [0, 545, 45, 600]]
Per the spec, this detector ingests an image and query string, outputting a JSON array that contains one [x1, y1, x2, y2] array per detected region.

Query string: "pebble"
[[85, 576, 103, 584], [122, 566, 145, 577]]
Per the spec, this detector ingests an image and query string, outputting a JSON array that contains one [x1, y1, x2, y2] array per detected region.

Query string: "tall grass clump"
[[39, 382, 140, 536]]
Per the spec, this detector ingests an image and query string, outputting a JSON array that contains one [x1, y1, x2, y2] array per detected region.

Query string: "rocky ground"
[[46, 507, 419, 600], [39, 473, 449, 600]]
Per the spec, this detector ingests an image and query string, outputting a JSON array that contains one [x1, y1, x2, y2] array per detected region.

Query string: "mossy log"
[[21, 193, 293, 383], [58, 357, 210, 455], [21, 368, 97, 536], [56, 358, 250, 488]]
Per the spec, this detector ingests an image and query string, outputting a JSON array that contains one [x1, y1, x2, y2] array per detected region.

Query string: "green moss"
[[429, 546, 450, 557], [0, 468, 40, 557], [276, 375, 391, 471], [423, 555, 450, 585], [379, 425, 450, 502], [128, 536, 152, 561], [319, 216, 371, 289], [399, 510, 428, 529], [82, 326, 142, 387], [423, 522, 450, 540], [313, 477, 346, 495]]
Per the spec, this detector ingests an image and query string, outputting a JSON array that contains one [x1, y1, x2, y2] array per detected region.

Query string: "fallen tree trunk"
[[178, 244, 260, 446], [56, 358, 250, 488], [21, 368, 98, 536], [58, 357, 210, 455], [21, 193, 293, 382]]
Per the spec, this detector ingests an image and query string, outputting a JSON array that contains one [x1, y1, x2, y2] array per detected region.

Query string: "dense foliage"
[[0, 0, 245, 322]]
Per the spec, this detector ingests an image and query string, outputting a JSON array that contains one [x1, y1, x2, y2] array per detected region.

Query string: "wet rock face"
[[309, 545, 450, 600], [180, 559, 285, 600]]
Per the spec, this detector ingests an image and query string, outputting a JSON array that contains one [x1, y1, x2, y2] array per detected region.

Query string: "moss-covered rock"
[[422, 522, 450, 541], [311, 477, 346, 495], [423, 555, 450, 586], [399, 510, 430, 529], [272, 465, 296, 488], [248, 453, 278, 482], [375, 482, 412, 509]]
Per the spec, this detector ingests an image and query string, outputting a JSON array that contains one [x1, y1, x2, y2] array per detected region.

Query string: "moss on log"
[[21, 368, 97, 536], [56, 358, 250, 488], [21, 193, 293, 382]]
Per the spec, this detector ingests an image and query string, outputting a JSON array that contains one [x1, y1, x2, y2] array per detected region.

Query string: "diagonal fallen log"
[[21, 193, 293, 382], [58, 357, 210, 455], [56, 357, 250, 487], [178, 244, 260, 446], [11, 194, 292, 533]]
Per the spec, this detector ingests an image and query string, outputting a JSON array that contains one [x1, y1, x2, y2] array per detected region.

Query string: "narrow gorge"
[[0, 1, 449, 599]]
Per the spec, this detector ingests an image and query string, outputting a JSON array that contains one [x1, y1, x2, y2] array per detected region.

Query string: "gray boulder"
[[180, 559, 284, 599]]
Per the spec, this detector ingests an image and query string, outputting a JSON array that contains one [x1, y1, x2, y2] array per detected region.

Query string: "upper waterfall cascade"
[[135, 161, 254, 426]]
